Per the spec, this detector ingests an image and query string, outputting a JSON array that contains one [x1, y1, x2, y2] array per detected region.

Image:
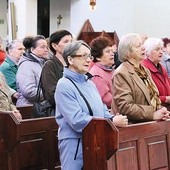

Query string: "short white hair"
[[143, 38, 163, 56]]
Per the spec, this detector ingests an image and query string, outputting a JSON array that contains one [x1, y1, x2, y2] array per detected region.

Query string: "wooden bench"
[[0, 111, 60, 170], [2, 106, 170, 170], [17, 105, 33, 119], [83, 119, 170, 170]]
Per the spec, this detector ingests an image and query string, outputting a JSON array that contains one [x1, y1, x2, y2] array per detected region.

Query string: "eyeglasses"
[[71, 54, 94, 60]]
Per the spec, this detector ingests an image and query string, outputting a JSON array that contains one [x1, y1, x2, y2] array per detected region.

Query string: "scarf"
[[134, 64, 161, 110]]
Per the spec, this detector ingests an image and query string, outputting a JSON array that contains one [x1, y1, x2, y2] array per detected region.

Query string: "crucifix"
[[57, 15, 62, 28]]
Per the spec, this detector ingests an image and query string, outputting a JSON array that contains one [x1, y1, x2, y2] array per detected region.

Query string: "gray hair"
[[118, 33, 141, 62], [63, 40, 91, 67], [143, 38, 163, 56], [6, 39, 23, 54]]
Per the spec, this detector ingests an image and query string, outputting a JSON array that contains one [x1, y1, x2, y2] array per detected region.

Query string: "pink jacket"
[[89, 63, 113, 108]]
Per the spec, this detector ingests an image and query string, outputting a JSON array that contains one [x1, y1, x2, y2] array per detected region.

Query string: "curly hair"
[[90, 36, 113, 62]]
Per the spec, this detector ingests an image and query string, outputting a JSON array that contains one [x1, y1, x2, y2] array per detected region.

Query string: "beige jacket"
[[0, 72, 16, 111], [111, 61, 160, 122]]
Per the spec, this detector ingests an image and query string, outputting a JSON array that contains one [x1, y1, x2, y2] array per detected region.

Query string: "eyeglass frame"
[[71, 54, 94, 60]]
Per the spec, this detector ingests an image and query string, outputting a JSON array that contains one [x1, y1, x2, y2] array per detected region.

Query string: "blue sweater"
[[55, 67, 112, 140]]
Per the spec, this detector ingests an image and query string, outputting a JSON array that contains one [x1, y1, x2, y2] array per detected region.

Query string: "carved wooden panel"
[[146, 135, 168, 169], [116, 141, 138, 170], [77, 20, 119, 46]]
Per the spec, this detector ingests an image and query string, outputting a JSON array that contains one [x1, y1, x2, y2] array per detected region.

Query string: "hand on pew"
[[153, 107, 170, 120], [112, 113, 128, 127], [12, 109, 22, 121]]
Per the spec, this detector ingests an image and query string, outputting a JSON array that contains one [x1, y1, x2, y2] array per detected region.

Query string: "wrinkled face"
[[31, 39, 48, 58], [69, 45, 92, 74], [99, 46, 115, 67], [56, 35, 72, 55], [149, 44, 163, 64], [129, 38, 145, 62], [9, 42, 25, 60], [163, 43, 170, 55]]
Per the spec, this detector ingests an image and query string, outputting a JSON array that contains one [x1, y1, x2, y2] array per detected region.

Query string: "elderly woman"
[[89, 36, 114, 109], [16, 35, 48, 106], [142, 38, 170, 109], [111, 33, 170, 123], [55, 40, 128, 170], [0, 39, 25, 91]]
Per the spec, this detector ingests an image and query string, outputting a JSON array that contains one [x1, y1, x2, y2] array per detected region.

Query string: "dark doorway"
[[37, 0, 49, 38]]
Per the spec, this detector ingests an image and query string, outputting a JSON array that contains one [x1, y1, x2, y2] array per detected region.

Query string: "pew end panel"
[[0, 111, 60, 170], [83, 118, 119, 170]]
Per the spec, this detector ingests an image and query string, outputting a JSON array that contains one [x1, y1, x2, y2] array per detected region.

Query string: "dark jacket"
[[41, 55, 64, 105]]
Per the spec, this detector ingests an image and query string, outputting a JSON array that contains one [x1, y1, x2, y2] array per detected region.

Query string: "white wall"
[[0, 0, 8, 42], [16, 0, 37, 39], [70, 0, 136, 38], [50, 0, 70, 34], [3, 0, 170, 40], [134, 1, 170, 38]]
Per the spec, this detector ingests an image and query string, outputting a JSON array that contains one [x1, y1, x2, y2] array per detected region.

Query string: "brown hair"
[[162, 38, 170, 48], [90, 36, 113, 62]]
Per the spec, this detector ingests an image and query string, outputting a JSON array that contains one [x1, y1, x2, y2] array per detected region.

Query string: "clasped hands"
[[153, 107, 170, 120]]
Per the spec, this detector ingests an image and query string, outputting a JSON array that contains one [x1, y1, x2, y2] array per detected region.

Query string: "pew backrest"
[[83, 119, 170, 170]]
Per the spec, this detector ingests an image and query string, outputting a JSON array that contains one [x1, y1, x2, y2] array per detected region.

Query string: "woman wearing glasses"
[[55, 40, 128, 170], [89, 36, 115, 109]]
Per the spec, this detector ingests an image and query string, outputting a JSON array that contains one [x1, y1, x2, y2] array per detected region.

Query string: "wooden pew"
[[17, 105, 33, 119], [0, 111, 60, 170], [83, 119, 170, 170]]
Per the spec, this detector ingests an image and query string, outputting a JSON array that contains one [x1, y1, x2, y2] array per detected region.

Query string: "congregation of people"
[[1, 30, 170, 169]]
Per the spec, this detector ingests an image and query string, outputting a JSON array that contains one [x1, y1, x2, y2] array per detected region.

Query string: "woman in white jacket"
[[16, 35, 48, 106]]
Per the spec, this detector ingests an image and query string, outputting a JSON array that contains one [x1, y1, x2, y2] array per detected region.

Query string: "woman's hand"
[[112, 113, 128, 127], [12, 110, 22, 121], [12, 92, 19, 99], [153, 107, 170, 120]]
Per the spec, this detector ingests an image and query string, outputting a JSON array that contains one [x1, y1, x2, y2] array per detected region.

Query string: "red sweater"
[[142, 58, 170, 103], [0, 50, 6, 65]]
